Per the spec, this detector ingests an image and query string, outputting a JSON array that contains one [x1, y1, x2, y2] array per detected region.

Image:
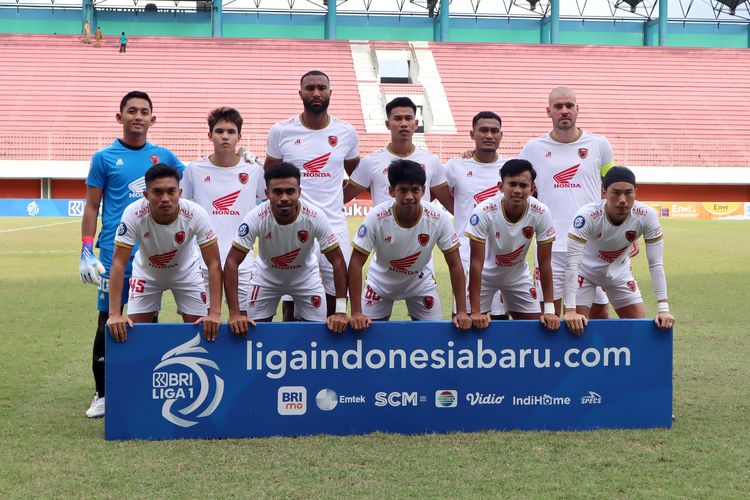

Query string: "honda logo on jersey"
[[578, 148, 588, 159], [148, 249, 178, 269], [328, 136, 338, 147], [389, 251, 421, 275], [418, 234, 430, 246], [553, 164, 582, 188], [297, 230, 308, 243], [473, 186, 498, 205], [598, 246, 628, 263], [270, 248, 301, 270], [238, 172, 249, 185], [174, 231, 185, 244], [212, 190, 241, 215], [303, 153, 332, 177], [495, 244, 525, 267]]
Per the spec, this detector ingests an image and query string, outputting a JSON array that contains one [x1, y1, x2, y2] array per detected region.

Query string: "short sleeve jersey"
[[518, 131, 614, 252], [86, 140, 183, 255], [352, 200, 459, 293], [114, 198, 216, 282], [444, 154, 508, 263], [568, 200, 663, 280], [232, 200, 339, 288], [181, 157, 264, 271], [266, 115, 358, 233], [465, 195, 555, 281], [348, 146, 448, 206]]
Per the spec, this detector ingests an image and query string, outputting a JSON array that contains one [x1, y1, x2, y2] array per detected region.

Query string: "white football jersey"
[[444, 154, 508, 265], [352, 200, 459, 296], [181, 156, 264, 272], [465, 195, 555, 282], [568, 199, 663, 280], [232, 200, 339, 288], [348, 146, 448, 206], [115, 198, 217, 282], [266, 114, 359, 233], [518, 130, 614, 252]]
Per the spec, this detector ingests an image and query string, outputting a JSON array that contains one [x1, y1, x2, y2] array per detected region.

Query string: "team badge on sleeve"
[[578, 148, 588, 159], [418, 233, 430, 246], [573, 216, 586, 229], [626, 230, 637, 242], [117, 222, 127, 236], [174, 231, 185, 244], [238, 223, 249, 237], [357, 225, 367, 238], [470, 214, 480, 226], [328, 136, 338, 147], [238, 172, 249, 185], [522, 226, 534, 239], [297, 230, 309, 243]]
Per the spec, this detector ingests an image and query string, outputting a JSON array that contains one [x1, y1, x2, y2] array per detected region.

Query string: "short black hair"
[[144, 163, 181, 188], [300, 70, 330, 87], [602, 166, 636, 189], [207, 107, 243, 134], [387, 159, 426, 188], [472, 111, 502, 128], [386, 97, 417, 118], [264, 162, 301, 187], [120, 91, 152, 113], [500, 159, 536, 181]]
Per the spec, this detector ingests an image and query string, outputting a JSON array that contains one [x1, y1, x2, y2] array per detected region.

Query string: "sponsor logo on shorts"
[[212, 190, 241, 215], [153, 334, 224, 428], [530, 287, 537, 300], [435, 390, 458, 408], [495, 244, 525, 267], [627, 280, 637, 293], [311, 295, 322, 309], [200, 292, 207, 304], [303, 153, 331, 177], [580, 391, 602, 405], [278, 386, 306, 415], [423, 296, 434, 310], [553, 164, 581, 188]]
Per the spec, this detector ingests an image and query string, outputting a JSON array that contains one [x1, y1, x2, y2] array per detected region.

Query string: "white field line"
[[0, 220, 78, 234]]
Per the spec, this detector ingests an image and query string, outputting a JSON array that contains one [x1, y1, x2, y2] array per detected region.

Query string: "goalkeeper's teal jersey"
[[86, 139, 183, 256]]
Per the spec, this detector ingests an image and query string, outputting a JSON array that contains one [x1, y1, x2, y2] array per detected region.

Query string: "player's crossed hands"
[[470, 312, 491, 330], [327, 313, 348, 334], [453, 312, 472, 331], [540, 313, 561, 331], [349, 312, 372, 332]]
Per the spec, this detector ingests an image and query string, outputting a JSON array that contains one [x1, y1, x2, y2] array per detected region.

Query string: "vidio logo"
[[152, 334, 224, 428]]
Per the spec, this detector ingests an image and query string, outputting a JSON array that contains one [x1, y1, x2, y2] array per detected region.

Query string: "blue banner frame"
[[105, 320, 672, 440]]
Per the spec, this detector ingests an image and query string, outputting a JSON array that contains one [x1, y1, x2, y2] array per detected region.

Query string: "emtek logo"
[[303, 153, 331, 177], [278, 386, 307, 415], [374, 391, 426, 407], [152, 334, 224, 428], [435, 390, 458, 408], [128, 177, 146, 197], [553, 164, 581, 188]]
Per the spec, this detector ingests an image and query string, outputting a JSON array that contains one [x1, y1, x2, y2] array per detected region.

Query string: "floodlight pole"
[[658, 0, 668, 46], [550, 0, 560, 44], [438, 0, 450, 41], [211, 0, 223, 38], [325, 1, 337, 40]]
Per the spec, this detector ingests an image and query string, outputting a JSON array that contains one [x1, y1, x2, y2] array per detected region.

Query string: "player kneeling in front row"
[[465, 159, 560, 331], [224, 162, 348, 334], [108, 164, 223, 342], [563, 166, 675, 335], [348, 159, 471, 331]]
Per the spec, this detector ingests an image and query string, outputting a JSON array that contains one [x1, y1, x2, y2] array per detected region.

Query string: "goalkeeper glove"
[[80, 236, 106, 286], [238, 146, 262, 165]]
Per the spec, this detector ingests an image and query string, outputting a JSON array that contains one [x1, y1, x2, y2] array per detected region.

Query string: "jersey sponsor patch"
[[573, 216, 586, 229], [553, 164, 581, 188], [238, 223, 249, 237], [470, 214, 480, 226], [117, 222, 127, 236], [271, 248, 302, 269], [389, 251, 421, 274], [357, 225, 367, 238], [148, 249, 178, 268]]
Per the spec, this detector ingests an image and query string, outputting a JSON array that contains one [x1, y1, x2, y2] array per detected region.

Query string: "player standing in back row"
[[264, 70, 359, 320], [518, 86, 620, 318]]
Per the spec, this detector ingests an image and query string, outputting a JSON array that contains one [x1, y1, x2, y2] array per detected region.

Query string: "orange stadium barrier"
[[644, 201, 749, 220]]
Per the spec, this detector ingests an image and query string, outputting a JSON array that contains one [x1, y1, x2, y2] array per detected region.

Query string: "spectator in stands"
[[83, 21, 91, 44], [119, 32, 127, 53], [95, 27, 103, 48]]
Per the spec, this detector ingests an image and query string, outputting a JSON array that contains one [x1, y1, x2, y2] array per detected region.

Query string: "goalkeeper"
[[79, 91, 182, 418]]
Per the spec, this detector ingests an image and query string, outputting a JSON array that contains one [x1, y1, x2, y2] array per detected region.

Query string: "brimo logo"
[[152, 334, 224, 428]]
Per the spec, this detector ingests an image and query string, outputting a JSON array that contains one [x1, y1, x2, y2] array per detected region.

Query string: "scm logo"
[[278, 386, 307, 415], [374, 391, 425, 407]]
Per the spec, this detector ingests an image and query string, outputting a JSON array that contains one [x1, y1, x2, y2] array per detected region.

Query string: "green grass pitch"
[[0, 216, 748, 497]]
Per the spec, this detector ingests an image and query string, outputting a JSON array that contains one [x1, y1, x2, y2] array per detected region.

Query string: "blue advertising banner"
[[0, 199, 85, 217], [105, 321, 672, 441]]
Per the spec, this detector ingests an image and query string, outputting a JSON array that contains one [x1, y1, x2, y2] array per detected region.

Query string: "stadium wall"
[[1, 8, 748, 48]]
